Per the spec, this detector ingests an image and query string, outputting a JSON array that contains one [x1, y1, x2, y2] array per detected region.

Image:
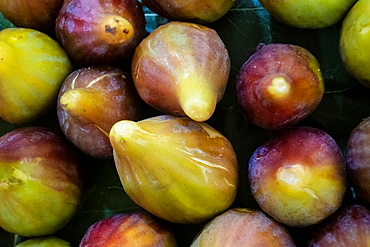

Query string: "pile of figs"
[[1, 0, 370, 246]]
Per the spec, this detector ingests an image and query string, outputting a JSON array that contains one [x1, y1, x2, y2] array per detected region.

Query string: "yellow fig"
[[109, 115, 238, 224], [0, 28, 73, 124]]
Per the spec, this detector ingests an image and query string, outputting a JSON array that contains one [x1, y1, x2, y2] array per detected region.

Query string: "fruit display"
[[2, 0, 370, 246], [235, 43, 324, 130]]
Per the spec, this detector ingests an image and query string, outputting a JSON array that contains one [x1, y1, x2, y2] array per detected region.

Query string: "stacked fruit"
[[0, 0, 370, 246]]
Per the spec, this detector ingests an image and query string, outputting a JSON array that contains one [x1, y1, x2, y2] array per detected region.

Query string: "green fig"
[[15, 236, 71, 247], [131, 21, 230, 122], [109, 115, 238, 224], [340, 0, 370, 87]]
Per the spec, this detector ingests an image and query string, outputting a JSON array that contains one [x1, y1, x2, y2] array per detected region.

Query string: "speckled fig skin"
[[248, 126, 347, 227], [346, 117, 370, 204], [340, 0, 370, 88], [57, 66, 144, 159], [258, 0, 357, 29], [0, 127, 83, 237], [131, 21, 230, 122], [191, 208, 296, 247], [236, 43, 324, 131], [0, 0, 64, 35], [80, 211, 178, 247], [55, 0, 146, 67], [109, 115, 238, 224], [307, 204, 370, 246], [141, 0, 235, 24]]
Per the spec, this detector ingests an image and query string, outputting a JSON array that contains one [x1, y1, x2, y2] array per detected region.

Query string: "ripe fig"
[[109, 115, 238, 224], [191, 208, 296, 247], [57, 66, 144, 159], [141, 0, 235, 24], [79, 211, 178, 247], [235, 43, 324, 131], [15, 236, 71, 247], [0, 127, 83, 237], [346, 117, 370, 204], [131, 21, 230, 122], [0, 28, 73, 125], [0, 0, 63, 35], [340, 0, 370, 88], [307, 204, 370, 246], [248, 126, 347, 227], [55, 0, 146, 67], [258, 0, 357, 29]]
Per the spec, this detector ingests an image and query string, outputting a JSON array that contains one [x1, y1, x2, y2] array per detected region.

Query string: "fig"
[[131, 21, 230, 122], [0, 28, 73, 125], [235, 43, 324, 131], [191, 208, 296, 247], [307, 204, 370, 246], [55, 0, 146, 67], [15, 236, 71, 247], [141, 0, 235, 24], [0, 127, 83, 237], [0, 0, 63, 35], [248, 126, 347, 227], [57, 66, 144, 159], [109, 115, 238, 224], [346, 117, 370, 204], [339, 0, 370, 88], [79, 211, 178, 247], [257, 0, 357, 29]]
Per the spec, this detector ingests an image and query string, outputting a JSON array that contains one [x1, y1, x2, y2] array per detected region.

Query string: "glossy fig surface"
[[57, 66, 144, 159], [0, 127, 83, 237], [55, 0, 146, 67], [142, 0, 235, 24], [248, 126, 347, 227], [109, 115, 238, 224], [191, 208, 296, 247], [235, 43, 324, 131], [0, 28, 73, 124], [80, 211, 178, 247], [131, 21, 230, 122], [346, 117, 370, 204]]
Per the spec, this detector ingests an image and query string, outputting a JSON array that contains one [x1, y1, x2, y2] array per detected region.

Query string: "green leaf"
[[0, 12, 15, 30]]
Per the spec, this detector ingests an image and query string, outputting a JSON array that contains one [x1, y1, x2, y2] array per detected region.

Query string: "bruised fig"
[[141, 0, 235, 24], [0, 0, 64, 34], [131, 21, 230, 122], [55, 0, 146, 67], [248, 126, 347, 227], [80, 211, 178, 246], [57, 66, 144, 159], [191, 208, 296, 247], [109, 115, 238, 224], [346, 117, 370, 204], [0, 127, 83, 237], [307, 204, 370, 246], [235, 43, 324, 131]]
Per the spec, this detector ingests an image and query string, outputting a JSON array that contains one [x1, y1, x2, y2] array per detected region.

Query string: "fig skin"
[[0, 127, 83, 237], [0, 28, 73, 125], [258, 0, 357, 29], [79, 211, 178, 247], [15, 236, 71, 247], [235, 43, 324, 131], [307, 204, 370, 246], [248, 126, 347, 228], [55, 0, 146, 67], [131, 21, 230, 122], [339, 0, 370, 88], [57, 66, 144, 159], [346, 117, 370, 204], [0, 0, 64, 35], [109, 115, 238, 224], [141, 0, 235, 24], [191, 208, 296, 247]]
